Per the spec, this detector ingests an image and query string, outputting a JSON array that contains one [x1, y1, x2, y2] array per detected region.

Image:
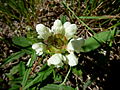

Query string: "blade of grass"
[[19, 61, 25, 77], [21, 68, 31, 88], [0, 5, 19, 19], [104, 22, 120, 31], [1, 50, 25, 66], [78, 16, 120, 19]]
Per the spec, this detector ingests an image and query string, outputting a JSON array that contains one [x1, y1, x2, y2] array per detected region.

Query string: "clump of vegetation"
[[0, 0, 120, 90]]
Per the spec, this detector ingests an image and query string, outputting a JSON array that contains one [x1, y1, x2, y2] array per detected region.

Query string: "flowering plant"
[[32, 19, 85, 67]]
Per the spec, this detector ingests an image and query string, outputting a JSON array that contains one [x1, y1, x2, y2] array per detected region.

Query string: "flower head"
[[32, 19, 85, 67]]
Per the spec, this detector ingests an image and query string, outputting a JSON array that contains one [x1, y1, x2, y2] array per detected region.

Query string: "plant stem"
[[60, 67, 71, 85]]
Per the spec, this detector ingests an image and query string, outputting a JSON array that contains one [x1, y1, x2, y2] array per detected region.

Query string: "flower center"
[[46, 34, 67, 53]]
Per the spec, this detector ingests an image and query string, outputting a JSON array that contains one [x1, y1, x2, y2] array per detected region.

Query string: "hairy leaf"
[[23, 67, 53, 89], [81, 30, 119, 52], [12, 36, 32, 47]]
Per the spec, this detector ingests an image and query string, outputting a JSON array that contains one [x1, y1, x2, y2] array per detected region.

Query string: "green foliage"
[[72, 67, 83, 77], [8, 84, 20, 90], [81, 30, 119, 52], [0, 0, 36, 20], [12, 36, 33, 47], [60, 15, 67, 24], [5, 62, 26, 90], [53, 73, 63, 83], [2, 50, 25, 66], [22, 68, 31, 88], [41, 84, 74, 90], [7, 0, 28, 17], [78, 16, 115, 19], [26, 51, 37, 67], [23, 66, 53, 90]]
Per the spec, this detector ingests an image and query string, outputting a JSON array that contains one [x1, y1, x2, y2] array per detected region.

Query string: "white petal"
[[52, 19, 65, 35], [32, 43, 40, 50], [54, 19, 62, 27], [65, 24, 77, 40], [26, 58, 31, 66], [47, 53, 64, 67], [55, 62, 64, 68], [36, 48, 43, 55], [67, 38, 85, 53], [32, 42, 46, 56], [63, 22, 71, 29], [36, 24, 51, 40], [66, 52, 78, 66], [36, 24, 46, 33]]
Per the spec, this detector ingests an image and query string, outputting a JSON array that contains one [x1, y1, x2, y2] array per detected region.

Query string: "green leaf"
[[26, 51, 37, 67], [81, 30, 119, 52], [23, 67, 53, 90], [19, 61, 25, 77], [10, 64, 19, 75], [53, 73, 62, 83], [8, 77, 22, 89], [72, 68, 83, 77], [60, 15, 67, 24], [6, 64, 20, 80], [23, 48, 34, 55], [12, 36, 32, 47], [22, 68, 31, 87], [41, 84, 74, 90], [2, 50, 25, 66], [8, 84, 20, 90]]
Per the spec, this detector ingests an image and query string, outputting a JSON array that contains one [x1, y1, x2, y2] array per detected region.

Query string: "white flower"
[[64, 22, 77, 40], [32, 42, 46, 55], [47, 53, 66, 68], [51, 19, 65, 35], [32, 19, 85, 67], [66, 52, 78, 66], [36, 24, 51, 40], [67, 38, 85, 53]]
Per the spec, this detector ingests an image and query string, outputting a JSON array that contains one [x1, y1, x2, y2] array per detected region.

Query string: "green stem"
[[60, 67, 71, 85]]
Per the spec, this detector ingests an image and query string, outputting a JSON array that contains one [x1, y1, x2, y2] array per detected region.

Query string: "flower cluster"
[[32, 19, 85, 67]]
